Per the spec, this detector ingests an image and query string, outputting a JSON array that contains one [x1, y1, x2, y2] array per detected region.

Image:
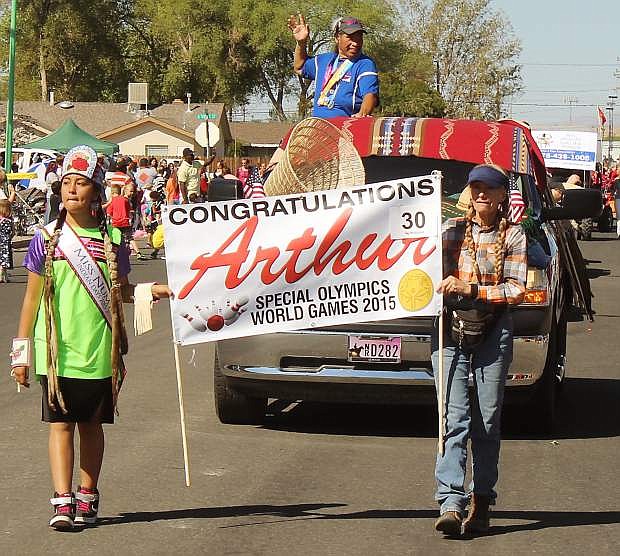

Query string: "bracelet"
[[10, 337, 32, 368]]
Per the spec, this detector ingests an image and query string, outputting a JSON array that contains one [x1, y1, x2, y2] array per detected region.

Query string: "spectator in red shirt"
[[106, 184, 144, 259], [106, 185, 132, 245]]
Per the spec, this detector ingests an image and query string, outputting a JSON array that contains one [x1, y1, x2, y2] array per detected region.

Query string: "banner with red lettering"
[[163, 175, 443, 346]]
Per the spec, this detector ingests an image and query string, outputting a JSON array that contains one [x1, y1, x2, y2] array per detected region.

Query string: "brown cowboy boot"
[[434, 511, 462, 536], [463, 494, 491, 534]]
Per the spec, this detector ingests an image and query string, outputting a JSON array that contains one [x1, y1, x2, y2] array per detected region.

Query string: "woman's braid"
[[96, 205, 128, 406], [43, 208, 67, 413], [464, 200, 481, 282], [493, 197, 510, 284]]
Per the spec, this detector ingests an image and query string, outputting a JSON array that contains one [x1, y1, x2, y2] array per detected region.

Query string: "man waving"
[[289, 14, 379, 118]]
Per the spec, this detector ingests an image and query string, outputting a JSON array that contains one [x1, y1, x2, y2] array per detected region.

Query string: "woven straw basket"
[[264, 117, 365, 196]]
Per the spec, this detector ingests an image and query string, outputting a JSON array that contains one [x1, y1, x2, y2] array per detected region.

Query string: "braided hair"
[[43, 208, 67, 412], [463, 164, 510, 286], [95, 203, 128, 406], [42, 188, 129, 412]]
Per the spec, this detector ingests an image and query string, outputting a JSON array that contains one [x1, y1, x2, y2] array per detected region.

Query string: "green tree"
[[396, 0, 522, 119], [125, 0, 258, 107], [368, 37, 444, 117], [0, 0, 129, 101], [233, 0, 400, 120]]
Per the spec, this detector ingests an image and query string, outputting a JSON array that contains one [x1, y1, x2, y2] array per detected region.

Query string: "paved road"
[[1, 234, 619, 555]]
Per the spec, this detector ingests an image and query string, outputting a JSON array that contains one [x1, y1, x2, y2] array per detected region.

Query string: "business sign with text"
[[163, 176, 443, 345], [532, 129, 599, 171]]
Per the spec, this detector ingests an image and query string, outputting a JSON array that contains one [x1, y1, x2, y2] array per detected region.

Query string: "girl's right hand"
[[11, 366, 30, 388]]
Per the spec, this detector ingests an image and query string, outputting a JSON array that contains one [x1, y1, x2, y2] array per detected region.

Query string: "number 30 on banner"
[[389, 205, 438, 239]]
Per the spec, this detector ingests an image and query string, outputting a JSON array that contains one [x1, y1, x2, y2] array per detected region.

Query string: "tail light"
[[522, 268, 550, 306]]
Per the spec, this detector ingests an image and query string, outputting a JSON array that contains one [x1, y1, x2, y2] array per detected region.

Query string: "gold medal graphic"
[[398, 269, 434, 312]]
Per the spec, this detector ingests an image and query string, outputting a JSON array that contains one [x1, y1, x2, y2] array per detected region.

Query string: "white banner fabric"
[[163, 175, 443, 346], [532, 129, 599, 171]]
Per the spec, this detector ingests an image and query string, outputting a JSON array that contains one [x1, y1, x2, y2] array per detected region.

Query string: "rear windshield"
[[362, 155, 531, 218]]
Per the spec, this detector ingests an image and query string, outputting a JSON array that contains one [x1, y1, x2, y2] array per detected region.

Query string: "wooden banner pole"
[[173, 342, 191, 487]]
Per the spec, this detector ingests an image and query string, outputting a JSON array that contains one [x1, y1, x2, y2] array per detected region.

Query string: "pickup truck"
[[213, 117, 601, 433]]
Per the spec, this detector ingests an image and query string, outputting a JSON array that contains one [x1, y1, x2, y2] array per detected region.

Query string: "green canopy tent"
[[20, 118, 118, 155]]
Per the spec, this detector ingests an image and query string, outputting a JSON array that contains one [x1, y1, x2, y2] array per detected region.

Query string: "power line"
[[521, 63, 619, 67]]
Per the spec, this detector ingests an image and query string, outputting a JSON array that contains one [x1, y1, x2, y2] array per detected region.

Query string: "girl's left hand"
[[151, 284, 174, 300], [436, 276, 472, 297]]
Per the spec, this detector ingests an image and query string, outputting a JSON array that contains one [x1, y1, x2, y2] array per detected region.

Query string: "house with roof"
[[230, 121, 292, 160], [1, 100, 296, 163], [100, 102, 232, 158], [0, 100, 232, 158]]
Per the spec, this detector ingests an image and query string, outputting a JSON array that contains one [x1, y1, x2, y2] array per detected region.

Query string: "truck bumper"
[[217, 330, 548, 389]]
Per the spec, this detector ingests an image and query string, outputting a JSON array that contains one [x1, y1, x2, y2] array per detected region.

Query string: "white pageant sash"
[[43, 221, 112, 328]]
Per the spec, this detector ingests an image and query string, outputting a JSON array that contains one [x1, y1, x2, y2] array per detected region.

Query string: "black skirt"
[[40, 376, 114, 424]]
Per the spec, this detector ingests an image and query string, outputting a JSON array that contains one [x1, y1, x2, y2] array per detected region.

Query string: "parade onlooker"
[[432, 165, 527, 537], [44, 162, 61, 224], [134, 157, 158, 191], [166, 166, 180, 205], [47, 181, 62, 224], [236, 158, 251, 187], [123, 183, 144, 259], [213, 159, 226, 179], [0, 168, 16, 204], [289, 14, 379, 118], [177, 148, 202, 203], [106, 159, 133, 191], [0, 199, 14, 282], [106, 184, 133, 248], [613, 175, 620, 238], [152, 166, 166, 195], [12, 145, 172, 530], [159, 159, 170, 180], [144, 189, 164, 259]]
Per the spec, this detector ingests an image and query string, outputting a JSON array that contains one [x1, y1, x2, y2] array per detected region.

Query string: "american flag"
[[508, 179, 526, 224]]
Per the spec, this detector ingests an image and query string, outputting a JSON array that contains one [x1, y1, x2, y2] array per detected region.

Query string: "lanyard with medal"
[[318, 55, 353, 108]]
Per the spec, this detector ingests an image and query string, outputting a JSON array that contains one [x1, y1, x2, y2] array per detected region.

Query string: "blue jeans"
[[431, 310, 513, 514]]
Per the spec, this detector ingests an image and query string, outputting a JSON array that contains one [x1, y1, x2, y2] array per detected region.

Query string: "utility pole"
[[563, 95, 578, 125], [607, 95, 617, 161], [4, 0, 18, 172]]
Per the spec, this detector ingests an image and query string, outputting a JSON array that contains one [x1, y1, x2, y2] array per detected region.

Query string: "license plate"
[[347, 335, 401, 363]]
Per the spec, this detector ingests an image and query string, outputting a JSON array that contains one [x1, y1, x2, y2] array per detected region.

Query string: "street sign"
[[195, 122, 220, 148], [196, 113, 217, 120]]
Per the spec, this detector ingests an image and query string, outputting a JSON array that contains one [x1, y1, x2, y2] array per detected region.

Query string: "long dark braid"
[[95, 204, 128, 406], [43, 208, 68, 413], [493, 197, 510, 282]]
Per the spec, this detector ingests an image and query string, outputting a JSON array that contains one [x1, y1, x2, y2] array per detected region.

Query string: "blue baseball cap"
[[466, 165, 509, 189]]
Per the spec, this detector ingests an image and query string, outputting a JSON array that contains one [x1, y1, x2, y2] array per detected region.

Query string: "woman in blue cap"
[[432, 164, 528, 536], [289, 13, 379, 118]]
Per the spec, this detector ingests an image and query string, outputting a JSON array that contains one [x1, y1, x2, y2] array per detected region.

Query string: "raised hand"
[[288, 13, 309, 43]]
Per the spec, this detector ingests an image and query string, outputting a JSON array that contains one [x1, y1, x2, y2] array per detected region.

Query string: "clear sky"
[[492, 0, 619, 130]]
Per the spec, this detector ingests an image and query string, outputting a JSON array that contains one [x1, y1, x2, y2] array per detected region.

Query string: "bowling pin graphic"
[[195, 305, 225, 332], [180, 313, 207, 332], [223, 296, 249, 326]]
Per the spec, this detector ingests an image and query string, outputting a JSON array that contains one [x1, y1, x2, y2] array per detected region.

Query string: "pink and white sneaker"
[[75, 486, 99, 525], [49, 492, 75, 530]]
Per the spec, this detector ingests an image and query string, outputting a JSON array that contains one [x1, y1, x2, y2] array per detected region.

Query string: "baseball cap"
[[336, 16, 366, 35], [466, 165, 509, 189], [182, 147, 194, 157]]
